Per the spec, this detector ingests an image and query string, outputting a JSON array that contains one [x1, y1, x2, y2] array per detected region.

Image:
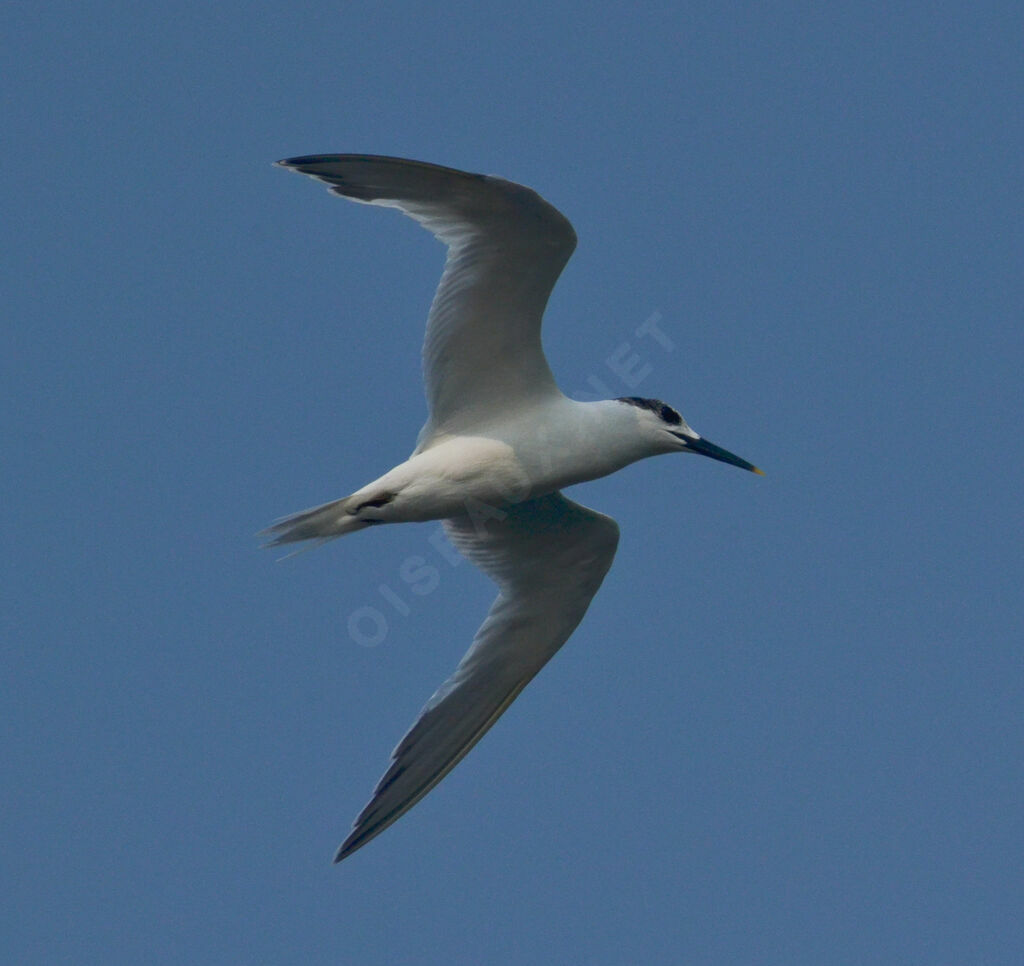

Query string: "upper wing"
[[334, 493, 619, 862], [277, 155, 577, 437]]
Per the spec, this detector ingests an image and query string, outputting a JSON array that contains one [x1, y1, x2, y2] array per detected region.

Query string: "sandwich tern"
[[264, 155, 762, 862]]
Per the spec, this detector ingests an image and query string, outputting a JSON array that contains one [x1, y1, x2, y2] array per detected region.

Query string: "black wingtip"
[[277, 154, 352, 169], [333, 838, 358, 864], [333, 819, 384, 864]]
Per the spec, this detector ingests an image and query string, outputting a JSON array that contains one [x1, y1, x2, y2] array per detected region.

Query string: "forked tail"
[[260, 496, 371, 549]]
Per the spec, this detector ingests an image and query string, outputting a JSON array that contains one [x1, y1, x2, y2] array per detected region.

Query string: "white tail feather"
[[260, 496, 371, 549]]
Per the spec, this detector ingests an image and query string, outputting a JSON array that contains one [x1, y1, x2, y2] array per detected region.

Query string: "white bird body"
[[264, 155, 761, 862], [288, 397, 672, 533]]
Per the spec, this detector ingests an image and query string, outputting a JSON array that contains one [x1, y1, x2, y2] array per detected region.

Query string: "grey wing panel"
[[334, 494, 618, 862], [278, 155, 576, 432]]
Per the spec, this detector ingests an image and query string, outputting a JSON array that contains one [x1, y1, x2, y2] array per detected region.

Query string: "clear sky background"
[[5, 2, 1022, 963]]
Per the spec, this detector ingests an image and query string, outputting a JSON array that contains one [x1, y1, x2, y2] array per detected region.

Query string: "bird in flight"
[[264, 155, 762, 862]]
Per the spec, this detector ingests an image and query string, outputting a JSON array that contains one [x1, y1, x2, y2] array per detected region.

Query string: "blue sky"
[[5, 1, 1023, 963]]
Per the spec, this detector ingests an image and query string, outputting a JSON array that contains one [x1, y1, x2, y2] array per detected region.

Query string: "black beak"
[[675, 433, 763, 475]]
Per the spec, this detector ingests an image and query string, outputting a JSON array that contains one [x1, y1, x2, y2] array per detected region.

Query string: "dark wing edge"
[[275, 154, 576, 249]]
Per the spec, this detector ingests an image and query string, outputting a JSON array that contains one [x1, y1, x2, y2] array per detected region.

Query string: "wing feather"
[[334, 493, 619, 862], [277, 155, 576, 437]]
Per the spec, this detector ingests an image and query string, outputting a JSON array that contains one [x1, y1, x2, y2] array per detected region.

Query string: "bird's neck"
[[502, 397, 654, 493]]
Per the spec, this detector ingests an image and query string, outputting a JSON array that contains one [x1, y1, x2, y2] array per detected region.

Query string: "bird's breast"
[[378, 436, 534, 521]]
